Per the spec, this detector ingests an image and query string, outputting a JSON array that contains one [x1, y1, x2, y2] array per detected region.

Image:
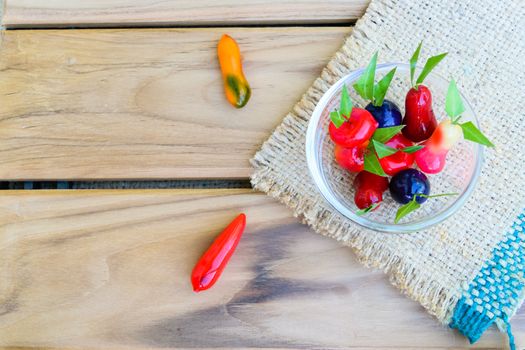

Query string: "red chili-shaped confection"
[[329, 108, 378, 148], [191, 213, 246, 292]]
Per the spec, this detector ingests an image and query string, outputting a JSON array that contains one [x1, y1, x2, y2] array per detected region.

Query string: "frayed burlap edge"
[[250, 0, 525, 324], [251, 2, 459, 322], [251, 124, 459, 323]]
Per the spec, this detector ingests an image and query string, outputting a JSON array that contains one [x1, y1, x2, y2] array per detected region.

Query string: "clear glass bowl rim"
[[305, 62, 484, 233]]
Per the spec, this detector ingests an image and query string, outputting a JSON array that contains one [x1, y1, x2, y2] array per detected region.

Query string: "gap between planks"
[[0, 180, 253, 190]]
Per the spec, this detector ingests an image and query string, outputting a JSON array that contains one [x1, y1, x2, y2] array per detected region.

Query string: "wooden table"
[[0, 1, 523, 348]]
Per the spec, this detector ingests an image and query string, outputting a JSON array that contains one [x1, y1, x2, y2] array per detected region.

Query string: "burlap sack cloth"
[[251, 0, 525, 345]]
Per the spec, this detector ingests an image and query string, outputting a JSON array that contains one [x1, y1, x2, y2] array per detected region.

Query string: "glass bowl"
[[305, 63, 483, 233]]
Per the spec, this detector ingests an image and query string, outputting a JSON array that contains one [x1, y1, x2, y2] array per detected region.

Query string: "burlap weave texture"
[[251, 0, 525, 323]]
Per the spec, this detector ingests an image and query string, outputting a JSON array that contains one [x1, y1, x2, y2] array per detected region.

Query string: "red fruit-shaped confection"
[[353, 171, 389, 209], [329, 108, 378, 148], [415, 119, 462, 174], [354, 171, 389, 192], [378, 134, 415, 176], [415, 147, 447, 174], [354, 188, 383, 210], [334, 144, 364, 172], [402, 85, 438, 142]]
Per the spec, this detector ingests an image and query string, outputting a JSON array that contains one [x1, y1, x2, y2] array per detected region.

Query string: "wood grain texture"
[[0, 189, 523, 349], [1, 0, 369, 28], [0, 27, 349, 180]]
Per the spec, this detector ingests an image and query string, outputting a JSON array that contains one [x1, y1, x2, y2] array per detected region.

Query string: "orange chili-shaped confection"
[[191, 213, 246, 292], [217, 34, 251, 108]]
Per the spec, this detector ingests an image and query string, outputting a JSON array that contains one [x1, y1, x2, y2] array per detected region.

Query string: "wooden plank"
[[0, 189, 522, 349], [0, 27, 349, 180], [1, 0, 369, 28]]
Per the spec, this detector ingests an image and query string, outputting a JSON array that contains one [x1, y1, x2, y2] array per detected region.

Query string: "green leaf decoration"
[[445, 79, 465, 118], [372, 139, 398, 159], [410, 42, 422, 87], [373, 67, 397, 107], [460, 121, 495, 147], [353, 52, 378, 101], [340, 85, 353, 117], [356, 202, 380, 216], [364, 151, 386, 176], [330, 111, 346, 128], [395, 200, 420, 223], [371, 125, 405, 143], [415, 52, 448, 86], [401, 145, 424, 153], [394, 192, 458, 224], [452, 115, 463, 124]]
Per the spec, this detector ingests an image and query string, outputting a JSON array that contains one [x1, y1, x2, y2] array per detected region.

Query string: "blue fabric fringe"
[[450, 212, 525, 349]]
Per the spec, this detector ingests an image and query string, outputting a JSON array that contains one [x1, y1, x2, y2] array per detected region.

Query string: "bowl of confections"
[[305, 43, 494, 233]]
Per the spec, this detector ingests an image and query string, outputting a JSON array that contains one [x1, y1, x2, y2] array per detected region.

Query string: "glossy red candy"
[[334, 144, 365, 172], [402, 85, 438, 142], [191, 213, 246, 292], [415, 147, 447, 174], [353, 171, 389, 209], [354, 170, 389, 192], [415, 119, 462, 174], [354, 188, 383, 210], [377, 134, 415, 176], [329, 108, 378, 148]]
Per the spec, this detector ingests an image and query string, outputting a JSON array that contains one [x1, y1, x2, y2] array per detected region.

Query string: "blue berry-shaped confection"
[[365, 99, 402, 128], [389, 168, 430, 204]]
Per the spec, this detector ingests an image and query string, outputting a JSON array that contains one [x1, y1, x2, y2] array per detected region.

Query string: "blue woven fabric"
[[450, 212, 525, 348]]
